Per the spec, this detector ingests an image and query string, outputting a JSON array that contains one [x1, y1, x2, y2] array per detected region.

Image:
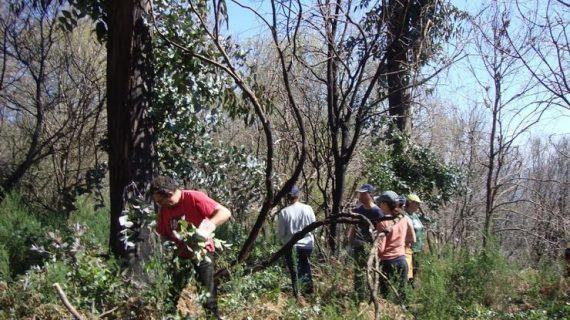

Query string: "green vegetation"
[[365, 134, 464, 210], [1, 195, 567, 319]]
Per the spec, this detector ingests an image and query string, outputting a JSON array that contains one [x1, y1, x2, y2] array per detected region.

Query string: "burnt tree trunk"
[[386, 0, 413, 137], [106, 0, 155, 260]]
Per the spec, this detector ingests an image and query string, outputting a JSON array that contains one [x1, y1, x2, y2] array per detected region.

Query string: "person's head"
[[397, 195, 407, 209], [376, 191, 399, 214], [356, 184, 375, 204], [287, 185, 300, 203], [150, 175, 182, 208], [406, 193, 423, 213]]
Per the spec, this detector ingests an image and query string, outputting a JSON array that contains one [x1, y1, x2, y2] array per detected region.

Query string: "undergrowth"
[[0, 194, 567, 319]]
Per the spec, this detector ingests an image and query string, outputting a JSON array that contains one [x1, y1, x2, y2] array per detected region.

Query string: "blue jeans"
[[379, 255, 408, 301], [284, 247, 314, 297]]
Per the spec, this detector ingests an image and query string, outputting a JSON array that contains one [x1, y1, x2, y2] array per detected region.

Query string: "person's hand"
[[195, 219, 217, 240]]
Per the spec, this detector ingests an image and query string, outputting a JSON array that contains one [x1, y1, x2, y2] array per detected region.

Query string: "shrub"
[[67, 195, 109, 248], [0, 194, 44, 280]]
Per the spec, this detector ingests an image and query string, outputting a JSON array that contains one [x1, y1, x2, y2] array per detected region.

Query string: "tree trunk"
[[329, 158, 347, 253], [106, 0, 155, 261], [386, 0, 413, 137], [483, 87, 499, 248]]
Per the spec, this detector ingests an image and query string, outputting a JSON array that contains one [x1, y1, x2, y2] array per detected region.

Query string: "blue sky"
[[224, 0, 569, 140]]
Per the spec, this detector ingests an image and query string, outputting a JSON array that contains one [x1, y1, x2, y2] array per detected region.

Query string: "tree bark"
[[386, 0, 413, 137], [106, 0, 155, 260]]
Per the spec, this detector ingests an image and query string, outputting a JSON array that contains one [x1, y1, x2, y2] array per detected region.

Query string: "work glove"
[[195, 219, 216, 241]]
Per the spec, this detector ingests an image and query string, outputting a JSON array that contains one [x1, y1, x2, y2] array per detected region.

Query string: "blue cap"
[[356, 184, 375, 193], [397, 195, 407, 206], [377, 191, 399, 205], [289, 185, 300, 197]]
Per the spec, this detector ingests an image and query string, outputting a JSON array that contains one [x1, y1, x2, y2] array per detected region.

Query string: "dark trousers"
[[410, 252, 421, 285], [284, 247, 314, 297], [170, 253, 220, 319], [379, 255, 408, 302], [353, 245, 370, 301]]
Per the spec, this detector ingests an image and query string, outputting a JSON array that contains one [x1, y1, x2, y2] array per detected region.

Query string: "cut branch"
[[53, 283, 83, 320]]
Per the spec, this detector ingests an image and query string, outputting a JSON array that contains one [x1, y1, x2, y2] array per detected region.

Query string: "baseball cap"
[[289, 185, 300, 197], [407, 193, 423, 203], [377, 191, 399, 205], [397, 195, 407, 207], [356, 184, 375, 193]]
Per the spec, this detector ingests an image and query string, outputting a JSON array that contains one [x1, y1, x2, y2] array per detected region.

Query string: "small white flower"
[[119, 215, 134, 228]]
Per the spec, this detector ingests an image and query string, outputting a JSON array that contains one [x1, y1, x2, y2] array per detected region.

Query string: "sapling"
[[173, 219, 231, 264]]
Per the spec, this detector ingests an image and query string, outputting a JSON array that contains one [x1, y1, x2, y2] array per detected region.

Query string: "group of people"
[[347, 185, 428, 302], [148, 175, 428, 319], [276, 183, 428, 303]]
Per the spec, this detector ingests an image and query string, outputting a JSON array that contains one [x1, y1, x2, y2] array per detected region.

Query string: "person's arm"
[[196, 204, 231, 239], [308, 206, 316, 224], [209, 204, 232, 227], [376, 222, 387, 254]]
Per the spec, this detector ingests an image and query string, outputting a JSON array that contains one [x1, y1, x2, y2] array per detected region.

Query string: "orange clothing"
[[376, 216, 416, 261]]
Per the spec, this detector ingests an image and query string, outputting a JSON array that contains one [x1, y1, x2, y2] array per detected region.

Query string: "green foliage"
[[65, 0, 108, 41], [152, 1, 265, 216], [0, 194, 43, 280], [408, 245, 568, 319], [175, 219, 231, 264], [364, 134, 464, 209], [354, 0, 468, 66], [0, 245, 9, 281], [67, 195, 109, 247], [219, 265, 284, 311], [0, 197, 170, 319]]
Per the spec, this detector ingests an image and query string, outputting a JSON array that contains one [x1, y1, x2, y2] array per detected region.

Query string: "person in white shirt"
[[278, 185, 316, 298]]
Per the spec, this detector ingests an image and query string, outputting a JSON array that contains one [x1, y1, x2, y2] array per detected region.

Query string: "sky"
[[223, 0, 569, 141]]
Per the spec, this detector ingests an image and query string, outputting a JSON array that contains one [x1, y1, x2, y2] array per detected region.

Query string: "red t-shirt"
[[156, 190, 218, 254]]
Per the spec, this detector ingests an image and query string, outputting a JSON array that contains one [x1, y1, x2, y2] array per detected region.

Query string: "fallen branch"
[[99, 307, 119, 318], [371, 267, 402, 300], [215, 213, 367, 279], [53, 283, 83, 320]]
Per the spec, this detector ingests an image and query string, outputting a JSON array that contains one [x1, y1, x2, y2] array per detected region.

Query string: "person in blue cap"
[[277, 185, 316, 300], [347, 183, 384, 301]]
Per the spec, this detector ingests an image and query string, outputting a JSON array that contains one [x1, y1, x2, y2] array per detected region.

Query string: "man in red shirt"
[[150, 176, 231, 319]]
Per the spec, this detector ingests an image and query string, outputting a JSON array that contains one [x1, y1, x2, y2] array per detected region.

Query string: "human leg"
[[296, 247, 314, 295], [380, 256, 408, 301], [194, 253, 221, 319], [284, 247, 299, 297], [353, 245, 369, 300]]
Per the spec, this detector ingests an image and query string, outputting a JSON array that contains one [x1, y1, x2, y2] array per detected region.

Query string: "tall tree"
[[105, 0, 155, 259], [66, 0, 155, 260], [470, 2, 549, 248], [320, 0, 462, 251]]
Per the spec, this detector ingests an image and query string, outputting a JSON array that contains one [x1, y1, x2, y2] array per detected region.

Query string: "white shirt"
[[277, 202, 316, 249]]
